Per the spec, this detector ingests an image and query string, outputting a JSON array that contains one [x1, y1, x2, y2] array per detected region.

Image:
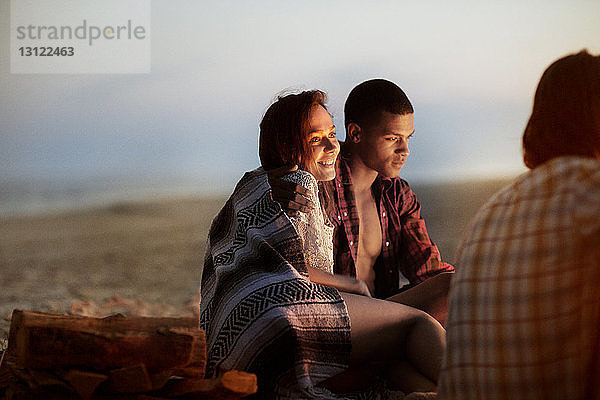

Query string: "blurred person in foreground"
[[270, 79, 454, 326], [200, 90, 446, 399], [438, 50, 600, 400]]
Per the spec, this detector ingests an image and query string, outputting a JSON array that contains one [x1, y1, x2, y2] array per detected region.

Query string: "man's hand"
[[267, 165, 315, 216], [306, 265, 372, 298], [352, 279, 372, 298]]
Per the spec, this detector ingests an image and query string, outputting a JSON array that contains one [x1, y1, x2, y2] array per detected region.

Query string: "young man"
[[271, 79, 454, 325]]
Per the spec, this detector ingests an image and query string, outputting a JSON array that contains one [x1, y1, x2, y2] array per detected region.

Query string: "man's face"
[[356, 111, 414, 177]]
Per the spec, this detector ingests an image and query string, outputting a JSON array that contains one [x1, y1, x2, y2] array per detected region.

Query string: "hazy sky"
[[1, 0, 599, 194]]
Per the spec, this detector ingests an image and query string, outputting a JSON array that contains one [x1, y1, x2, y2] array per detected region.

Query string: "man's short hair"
[[344, 79, 413, 130]]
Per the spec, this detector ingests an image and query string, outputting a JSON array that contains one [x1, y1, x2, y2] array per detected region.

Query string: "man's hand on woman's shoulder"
[[267, 164, 315, 216]]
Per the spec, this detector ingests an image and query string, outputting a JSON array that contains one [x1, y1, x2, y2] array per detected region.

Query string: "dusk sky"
[[1, 0, 599, 198]]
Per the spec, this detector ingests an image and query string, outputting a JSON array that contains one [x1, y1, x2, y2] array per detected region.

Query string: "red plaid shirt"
[[321, 147, 454, 299]]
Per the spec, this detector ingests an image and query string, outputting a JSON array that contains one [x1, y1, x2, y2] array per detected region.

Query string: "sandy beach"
[[0, 196, 224, 347], [0, 178, 512, 350]]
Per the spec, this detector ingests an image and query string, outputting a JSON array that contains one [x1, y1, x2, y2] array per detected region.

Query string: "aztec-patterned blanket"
[[199, 168, 352, 399]]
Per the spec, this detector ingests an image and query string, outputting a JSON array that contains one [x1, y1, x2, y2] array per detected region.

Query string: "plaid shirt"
[[321, 146, 454, 299], [438, 156, 600, 400]]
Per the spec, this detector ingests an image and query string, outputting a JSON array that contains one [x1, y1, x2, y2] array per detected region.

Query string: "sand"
[[0, 178, 512, 351], [0, 197, 225, 349]]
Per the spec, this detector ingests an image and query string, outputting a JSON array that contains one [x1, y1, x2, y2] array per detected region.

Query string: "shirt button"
[[385, 241, 390, 247], [343, 211, 348, 216], [338, 183, 341, 188], [382, 212, 386, 217], [337, 215, 341, 220], [349, 240, 353, 246]]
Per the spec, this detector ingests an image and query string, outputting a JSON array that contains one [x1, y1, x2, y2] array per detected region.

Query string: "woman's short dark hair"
[[259, 90, 328, 170], [344, 79, 413, 130], [523, 50, 600, 168]]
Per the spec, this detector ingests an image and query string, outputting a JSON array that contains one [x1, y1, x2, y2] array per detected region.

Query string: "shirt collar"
[[335, 142, 353, 186]]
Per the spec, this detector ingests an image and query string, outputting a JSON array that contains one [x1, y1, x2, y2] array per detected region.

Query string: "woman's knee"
[[341, 293, 435, 363]]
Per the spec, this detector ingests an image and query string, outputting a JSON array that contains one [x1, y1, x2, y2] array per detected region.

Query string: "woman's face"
[[303, 104, 340, 181]]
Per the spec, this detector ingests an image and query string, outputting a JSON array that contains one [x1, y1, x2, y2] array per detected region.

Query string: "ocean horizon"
[[0, 174, 237, 218]]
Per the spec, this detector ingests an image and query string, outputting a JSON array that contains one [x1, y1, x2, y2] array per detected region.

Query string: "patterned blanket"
[[200, 168, 351, 399]]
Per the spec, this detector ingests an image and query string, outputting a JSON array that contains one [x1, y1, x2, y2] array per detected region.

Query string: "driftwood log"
[[163, 370, 258, 398], [0, 310, 257, 400], [8, 310, 204, 374]]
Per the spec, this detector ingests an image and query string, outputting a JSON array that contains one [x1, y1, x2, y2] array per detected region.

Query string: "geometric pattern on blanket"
[[200, 168, 351, 399]]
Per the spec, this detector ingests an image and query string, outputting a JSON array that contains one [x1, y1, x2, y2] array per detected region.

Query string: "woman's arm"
[[306, 265, 372, 297]]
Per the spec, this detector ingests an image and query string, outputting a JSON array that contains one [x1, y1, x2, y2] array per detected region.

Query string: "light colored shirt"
[[439, 156, 600, 400], [283, 170, 334, 274]]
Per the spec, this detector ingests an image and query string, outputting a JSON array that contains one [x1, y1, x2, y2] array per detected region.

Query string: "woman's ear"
[[347, 123, 362, 143]]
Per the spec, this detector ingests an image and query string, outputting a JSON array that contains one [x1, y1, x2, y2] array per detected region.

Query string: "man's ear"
[[347, 123, 362, 143]]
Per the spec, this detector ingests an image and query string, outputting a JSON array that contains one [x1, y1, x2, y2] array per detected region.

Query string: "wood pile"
[[0, 310, 257, 400]]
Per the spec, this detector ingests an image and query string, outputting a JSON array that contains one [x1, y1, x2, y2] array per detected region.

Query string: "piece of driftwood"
[[28, 368, 71, 390], [105, 364, 153, 394], [60, 369, 108, 400], [4, 382, 30, 400], [0, 346, 17, 392], [162, 370, 258, 398], [8, 310, 205, 374], [168, 327, 206, 378], [3, 364, 76, 399], [6, 363, 40, 391], [148, 370, 174, 392]]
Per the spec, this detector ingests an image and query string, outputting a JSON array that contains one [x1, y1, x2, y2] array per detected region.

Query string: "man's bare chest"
[[355, 191, 382, 258]]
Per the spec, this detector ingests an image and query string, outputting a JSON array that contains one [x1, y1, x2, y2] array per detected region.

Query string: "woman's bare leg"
[[387, 360, 435, 392], [319, 292, 446, 393], [387, 272, 454, 327]]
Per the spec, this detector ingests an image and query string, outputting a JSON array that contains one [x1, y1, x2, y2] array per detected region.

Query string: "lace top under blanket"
[[282, 170, 334, 274]]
